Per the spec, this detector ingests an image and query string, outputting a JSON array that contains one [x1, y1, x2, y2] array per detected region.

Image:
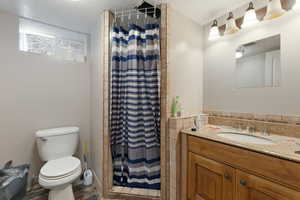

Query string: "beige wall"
[[90, 13, 103, 187], [168, 6, 204, 116], [0, 10, 91, 183], [204, 11, 300, 115]]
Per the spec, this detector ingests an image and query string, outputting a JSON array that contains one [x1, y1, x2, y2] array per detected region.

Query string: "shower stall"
[[110, 2, 162, 190], [100, 1, 168, 198]]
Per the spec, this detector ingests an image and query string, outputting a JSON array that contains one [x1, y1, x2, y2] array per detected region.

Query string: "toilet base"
[[48, 184, 74, 200]]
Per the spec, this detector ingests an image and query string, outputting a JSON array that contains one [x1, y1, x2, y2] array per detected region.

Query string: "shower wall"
[[166, 5, 205, 200], [90, 13, 103, 192], [167, 5, 204, 116]]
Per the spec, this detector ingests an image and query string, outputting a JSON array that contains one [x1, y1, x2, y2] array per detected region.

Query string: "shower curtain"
[[110, 23, 161, 190]]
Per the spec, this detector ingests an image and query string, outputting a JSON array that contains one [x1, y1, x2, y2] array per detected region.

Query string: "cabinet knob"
[[224, 173, 231, 180], [240, 180, 247, 186]]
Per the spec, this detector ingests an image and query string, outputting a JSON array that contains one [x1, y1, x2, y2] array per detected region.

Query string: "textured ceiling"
[[0, 0, 142, 33], [0, 0, 249, 33]]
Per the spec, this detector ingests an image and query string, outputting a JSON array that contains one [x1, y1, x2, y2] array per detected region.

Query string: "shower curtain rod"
[[114, 11, 158, 18], [113, 7, 160, 16], [112, 0, 163, 22], [113, 9, 160, 21]]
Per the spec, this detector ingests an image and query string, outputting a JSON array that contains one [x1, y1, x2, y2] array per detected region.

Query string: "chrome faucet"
[[246, 126, 255, 134]]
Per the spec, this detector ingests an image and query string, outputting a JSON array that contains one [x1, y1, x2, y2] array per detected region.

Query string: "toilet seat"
[[39, 156, 82, 189], [40, 156, 81, 179]]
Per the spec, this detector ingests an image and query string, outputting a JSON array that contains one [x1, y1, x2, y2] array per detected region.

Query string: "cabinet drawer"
[[188, 136, 300, 191]]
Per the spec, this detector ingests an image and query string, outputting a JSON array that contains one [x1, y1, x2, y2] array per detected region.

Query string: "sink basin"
[[217, 132, 275, 145]]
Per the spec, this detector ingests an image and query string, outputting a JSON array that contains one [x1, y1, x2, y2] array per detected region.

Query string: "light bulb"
[[208, 20, 220, 41], [242, 2, 259, 28], [225, 12, 239, 35], [236, 46, 245, 59], [235, 51, 243, 59], [264, 0, 285, 20]]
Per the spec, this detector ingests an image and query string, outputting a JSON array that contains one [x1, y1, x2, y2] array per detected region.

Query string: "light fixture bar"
[[207, 0, 291, 41]]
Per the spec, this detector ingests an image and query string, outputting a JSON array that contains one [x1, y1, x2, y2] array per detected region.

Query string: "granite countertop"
[[182, 125, 300, 163]]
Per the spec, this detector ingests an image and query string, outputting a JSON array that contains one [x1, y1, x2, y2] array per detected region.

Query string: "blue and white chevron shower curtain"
[[110, 24, 161, 190]]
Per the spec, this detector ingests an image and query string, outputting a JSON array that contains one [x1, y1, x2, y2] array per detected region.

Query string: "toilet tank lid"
[[36, 127, 79, 138]]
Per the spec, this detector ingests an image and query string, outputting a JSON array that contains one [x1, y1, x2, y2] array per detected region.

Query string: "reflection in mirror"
[[236, 35, 281, 88]]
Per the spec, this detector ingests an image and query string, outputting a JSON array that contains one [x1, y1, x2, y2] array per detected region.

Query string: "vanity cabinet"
[[188, 152, 235, 200], [186, 136, 300, 200]]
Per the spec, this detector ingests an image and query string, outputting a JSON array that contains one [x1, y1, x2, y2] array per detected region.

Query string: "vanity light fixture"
[[208, 20, 221, 41], [241, 2, 259, 28], [225, 12, 239, 35], [264, 0, 285, 20]]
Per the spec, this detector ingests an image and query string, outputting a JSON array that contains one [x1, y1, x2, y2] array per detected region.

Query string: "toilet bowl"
[[36, 127, 81, 200], [39, 156, 81, 200]]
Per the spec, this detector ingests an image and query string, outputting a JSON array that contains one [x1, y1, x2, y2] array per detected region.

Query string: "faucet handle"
[[246, 126, 250, 133], [262, 127, 270, 136], [237, 124, 242, 131]]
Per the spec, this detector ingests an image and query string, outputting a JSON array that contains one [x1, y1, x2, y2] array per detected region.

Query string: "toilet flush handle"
[[40, 137, 48, 142]]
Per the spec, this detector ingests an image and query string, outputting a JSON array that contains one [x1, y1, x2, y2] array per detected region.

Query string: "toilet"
[[36, 127, 82, 200]]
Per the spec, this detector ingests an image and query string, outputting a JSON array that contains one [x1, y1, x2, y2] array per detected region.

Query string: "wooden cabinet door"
[[187, 152, 235, 200], [236, 170, 300, 200]]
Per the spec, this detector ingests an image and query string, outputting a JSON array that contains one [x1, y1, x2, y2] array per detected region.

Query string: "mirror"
[[235, 35, 281, 88]]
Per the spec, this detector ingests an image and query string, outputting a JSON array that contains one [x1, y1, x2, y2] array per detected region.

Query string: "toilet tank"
[[36, 127, 79, 161]]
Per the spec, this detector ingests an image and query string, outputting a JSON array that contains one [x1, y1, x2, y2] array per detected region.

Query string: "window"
[[19, 18, 87, 63]]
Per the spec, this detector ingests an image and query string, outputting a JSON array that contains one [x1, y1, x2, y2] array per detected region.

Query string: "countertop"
[[182, 125, 300, 163]]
